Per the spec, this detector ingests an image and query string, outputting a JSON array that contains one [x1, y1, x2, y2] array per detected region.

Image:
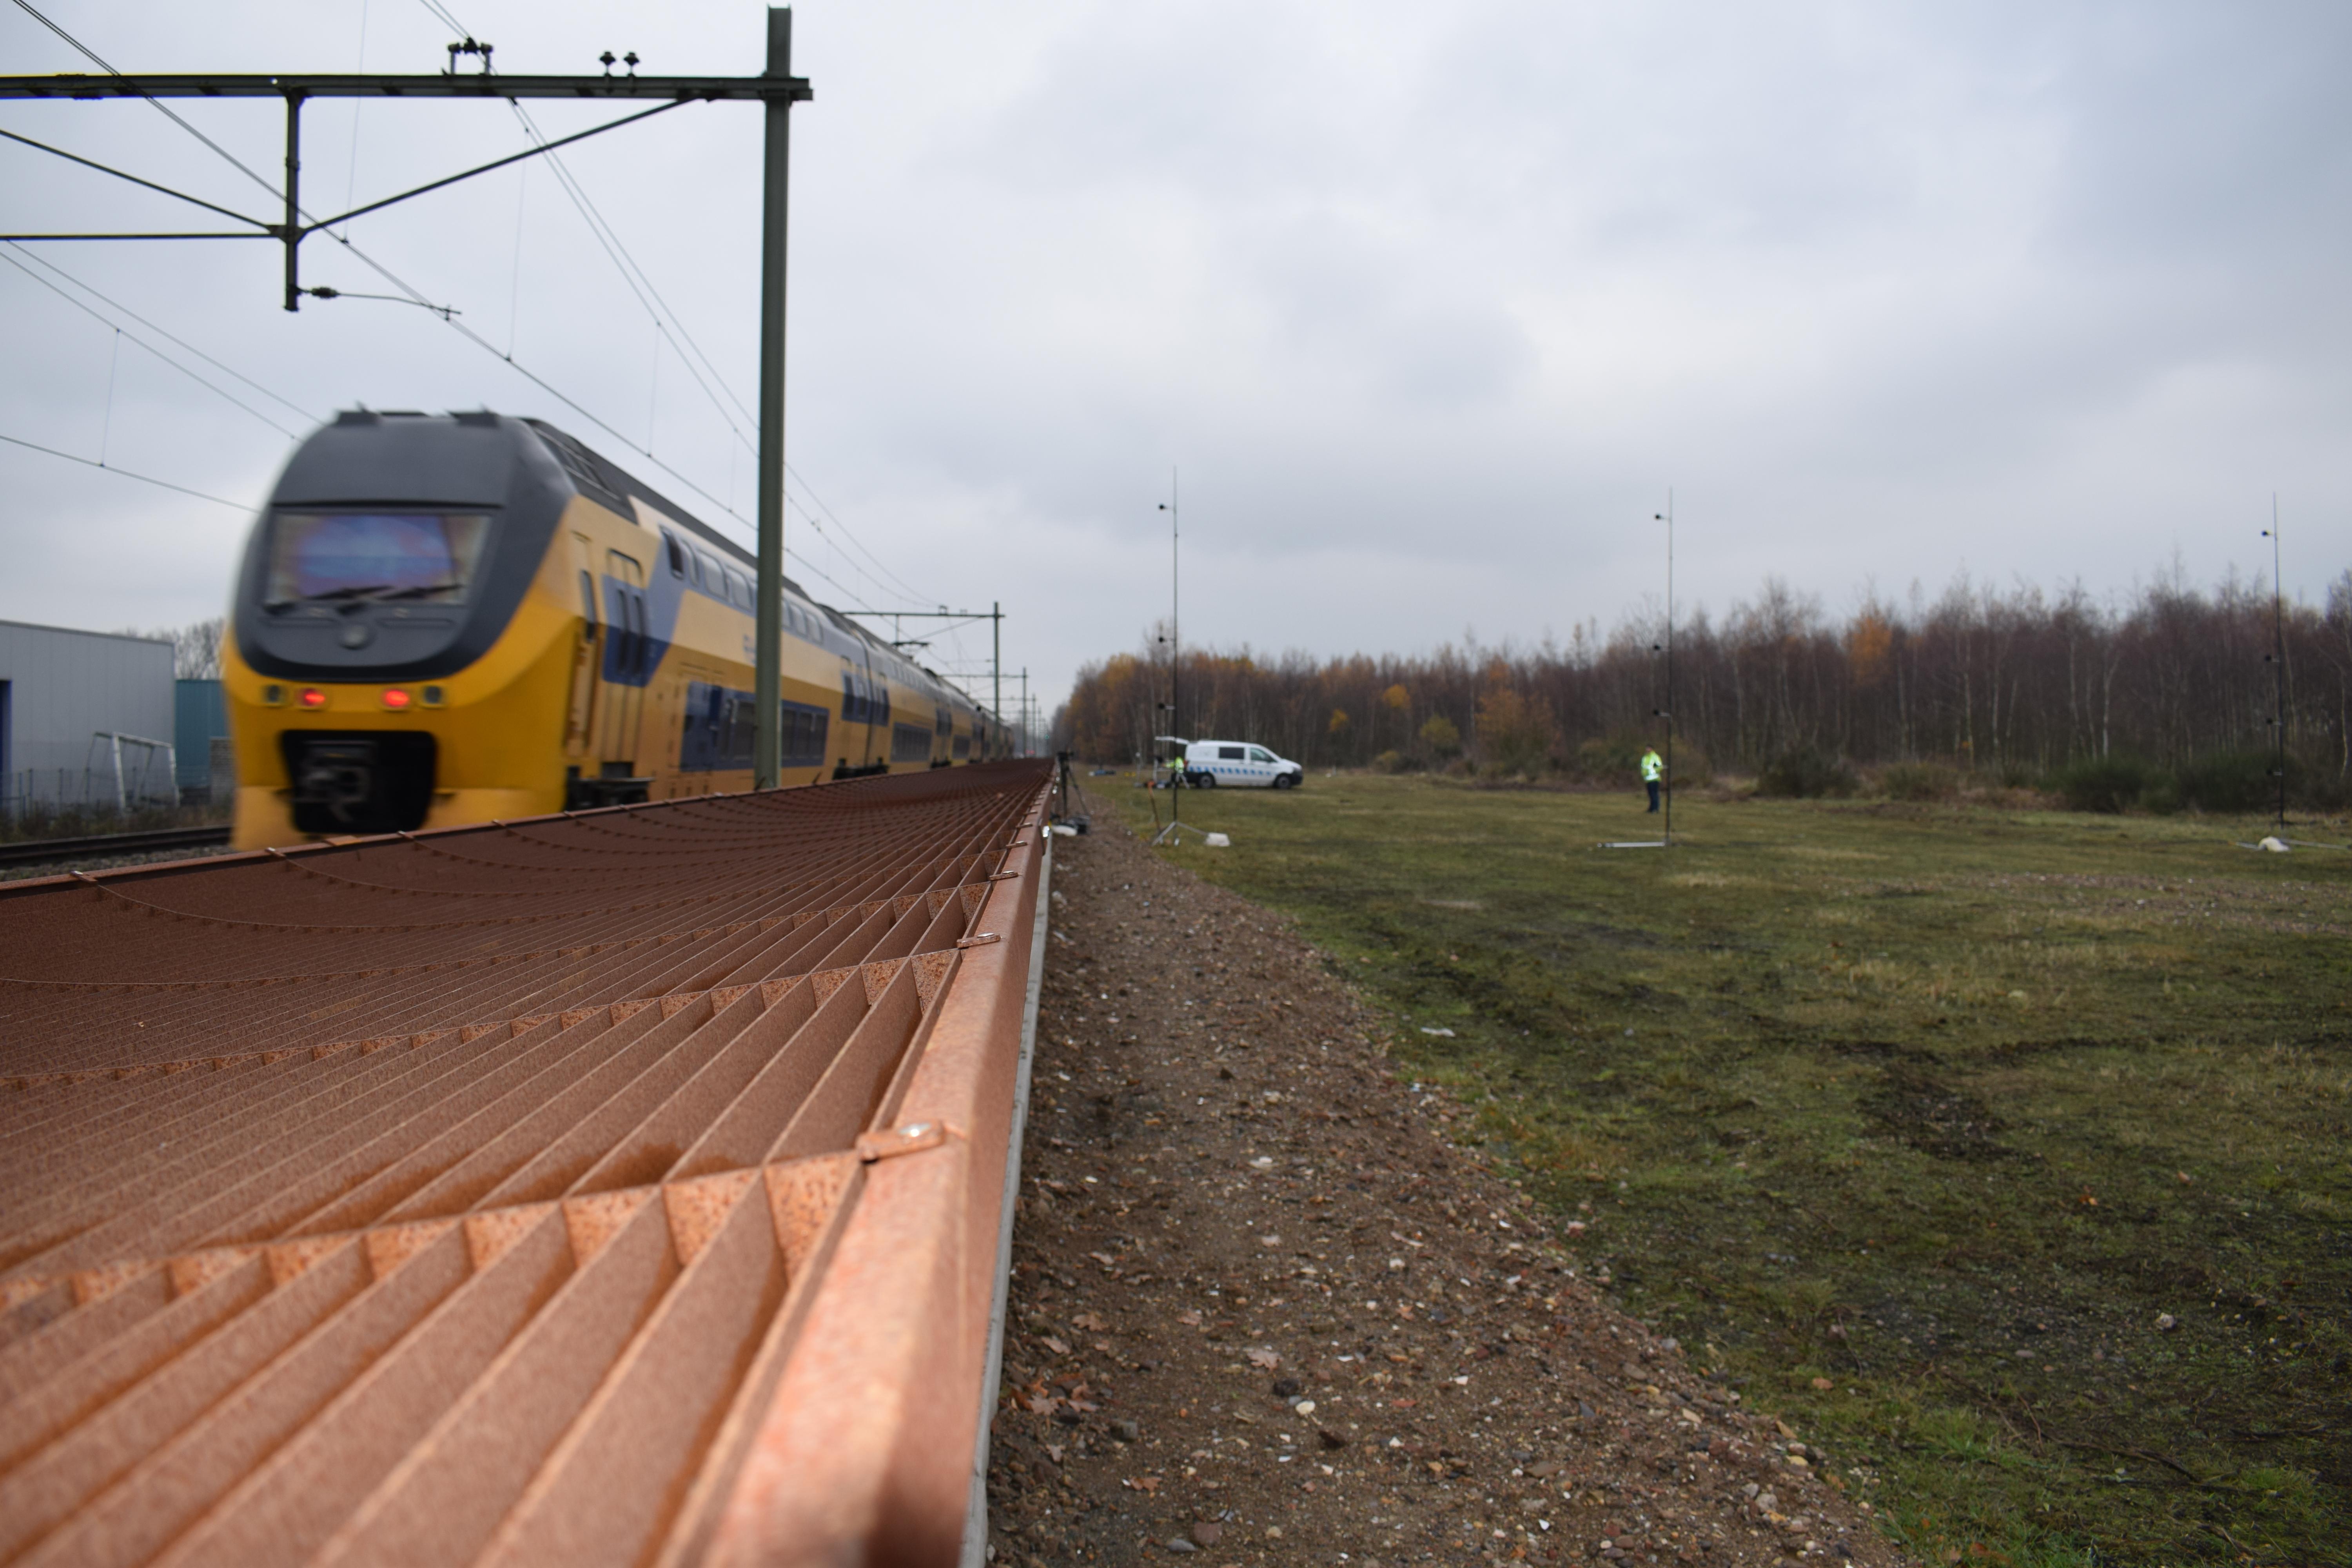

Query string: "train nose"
[[281, 731, 439, 835]]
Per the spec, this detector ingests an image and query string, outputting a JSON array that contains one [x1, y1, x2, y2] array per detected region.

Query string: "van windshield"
[[1249, 747, 1275, 763], [266, 512, 492, 605]]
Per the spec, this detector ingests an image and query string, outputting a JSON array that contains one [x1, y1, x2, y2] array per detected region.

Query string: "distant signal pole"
[[2263, 499, 2287, 829], [1159, 471, 1181, 831], [1653, 492, 1675, 846]]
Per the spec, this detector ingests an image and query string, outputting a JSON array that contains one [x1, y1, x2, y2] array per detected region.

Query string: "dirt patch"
[[984, 819, 1906, 1566], [1858, 1073, 2016, 1163]]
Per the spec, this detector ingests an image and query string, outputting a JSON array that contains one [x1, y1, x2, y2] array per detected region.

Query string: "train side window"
[[578, 569, 597, 626], [665, 533, 686, 577]]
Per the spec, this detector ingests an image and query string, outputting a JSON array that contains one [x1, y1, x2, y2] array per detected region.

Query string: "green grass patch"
[[1105, 775, 2352, 1565]]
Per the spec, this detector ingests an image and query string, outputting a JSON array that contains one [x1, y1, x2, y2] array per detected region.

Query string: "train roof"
[[512, 418, 976, 707]]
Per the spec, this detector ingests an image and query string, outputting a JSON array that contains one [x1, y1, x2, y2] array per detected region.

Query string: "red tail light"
[[382, 688, 412, 710], [299, 688, 327, 708]]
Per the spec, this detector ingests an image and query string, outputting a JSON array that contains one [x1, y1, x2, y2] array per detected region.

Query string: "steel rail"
[[0, 822, 231, 869], [0, 760, 1052, 1566]]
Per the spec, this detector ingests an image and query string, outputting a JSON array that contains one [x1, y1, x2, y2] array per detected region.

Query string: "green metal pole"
[[753, 8, 793, 790], [280, 91, 303, 311]]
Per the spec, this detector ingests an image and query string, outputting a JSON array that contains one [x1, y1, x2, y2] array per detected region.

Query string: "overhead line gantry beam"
[[0, 72, 805, 101]]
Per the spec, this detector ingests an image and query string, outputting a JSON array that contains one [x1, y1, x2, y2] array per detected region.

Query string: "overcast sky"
[[3, 0, 2347, 720]]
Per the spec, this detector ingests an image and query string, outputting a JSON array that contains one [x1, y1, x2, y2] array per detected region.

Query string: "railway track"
[[0, 822, 233, 870]]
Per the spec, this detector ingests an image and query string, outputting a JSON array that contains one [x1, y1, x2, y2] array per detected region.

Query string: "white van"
[[1184, 740, 1304, 789]]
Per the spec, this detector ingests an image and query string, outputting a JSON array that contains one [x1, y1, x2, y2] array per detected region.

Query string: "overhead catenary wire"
[[3, 245, 318, 424], [490, 97, 941, 613], [337, 0, 370, 243], [8, 0, 291, 211], [0, 126, 271, 231], [0, 430, 253, 510], [13, 0, 952, 650], [0, 246, 307, 439], [786, 464, 932, 609], [469, 42, 939, 611]]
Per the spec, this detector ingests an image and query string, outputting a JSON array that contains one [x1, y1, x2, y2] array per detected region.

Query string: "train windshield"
[[265, 512, 492, 605]]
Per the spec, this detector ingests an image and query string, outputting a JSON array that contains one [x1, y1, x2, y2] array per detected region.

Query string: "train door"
[[598, 550, 648, 773], [837, 657, 864, 775], [563, 534, 599, 759]]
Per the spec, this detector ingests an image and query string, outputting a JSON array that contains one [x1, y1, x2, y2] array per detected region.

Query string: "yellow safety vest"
[[1641, 752, 1662, 782]]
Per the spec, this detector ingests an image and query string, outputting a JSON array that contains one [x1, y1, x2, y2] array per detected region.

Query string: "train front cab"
[[223, 414, 607, 848], [225, 410, 982, 851]]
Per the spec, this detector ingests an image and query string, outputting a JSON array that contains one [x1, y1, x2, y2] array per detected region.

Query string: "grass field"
[[1098, 772, 2352, 1566]]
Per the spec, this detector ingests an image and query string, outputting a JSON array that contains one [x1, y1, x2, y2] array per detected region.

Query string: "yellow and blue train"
[[222, 410, 999, 849]]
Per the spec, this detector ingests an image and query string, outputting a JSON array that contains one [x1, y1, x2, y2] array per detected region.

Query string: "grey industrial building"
[[0, 619, 179, 817]]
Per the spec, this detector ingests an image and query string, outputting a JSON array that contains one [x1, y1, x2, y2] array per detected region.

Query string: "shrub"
[[1668, 743, 1714, 788], [2176, 749, 2282, 814], [1878, 761, 1958, 802], [1574, 733, 1646, 785], [2048, 756, 2152, 814], [1756, 746, 1857, 799], [1372, 749, 1414, 775], [1419, 714, 1463, 758], [1475, 685, 1559, 778], [2293, 762, 2348, 813]]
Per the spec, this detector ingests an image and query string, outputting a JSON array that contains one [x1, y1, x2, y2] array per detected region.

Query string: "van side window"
[[1249, 747, 1274, 762], [1219, 746, 1244, 760]]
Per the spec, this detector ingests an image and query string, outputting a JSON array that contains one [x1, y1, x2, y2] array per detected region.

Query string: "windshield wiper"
[[302, 583, 461, 604]]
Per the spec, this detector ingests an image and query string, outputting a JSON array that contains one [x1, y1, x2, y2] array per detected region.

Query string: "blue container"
[[174, 679, 227, 791]]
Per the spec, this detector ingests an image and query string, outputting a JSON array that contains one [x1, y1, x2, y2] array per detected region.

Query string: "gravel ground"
[[0, 843, 242, 884], [984, 819, 1909, 1568]]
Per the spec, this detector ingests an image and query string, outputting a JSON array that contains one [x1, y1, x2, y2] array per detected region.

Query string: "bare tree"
[[171, 617, 225, 679]]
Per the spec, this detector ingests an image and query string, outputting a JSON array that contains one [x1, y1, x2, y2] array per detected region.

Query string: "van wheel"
[[1273, 772, 1299, 789], [1195, 772, 1216, 788]]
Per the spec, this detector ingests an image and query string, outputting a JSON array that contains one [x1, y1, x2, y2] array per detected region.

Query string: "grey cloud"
[[1, 0, 2345, 719]]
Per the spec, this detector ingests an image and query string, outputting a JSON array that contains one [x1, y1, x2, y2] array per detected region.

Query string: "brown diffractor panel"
[[0, 759, 1054, 1567]]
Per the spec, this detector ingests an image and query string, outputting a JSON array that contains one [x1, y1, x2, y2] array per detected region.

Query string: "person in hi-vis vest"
[[1641, 748, 1663, 813]]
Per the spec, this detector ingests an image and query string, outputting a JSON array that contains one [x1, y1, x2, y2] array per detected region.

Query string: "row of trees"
[[1054, 567, 2352, 793], [118, 618, 226, 679]]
